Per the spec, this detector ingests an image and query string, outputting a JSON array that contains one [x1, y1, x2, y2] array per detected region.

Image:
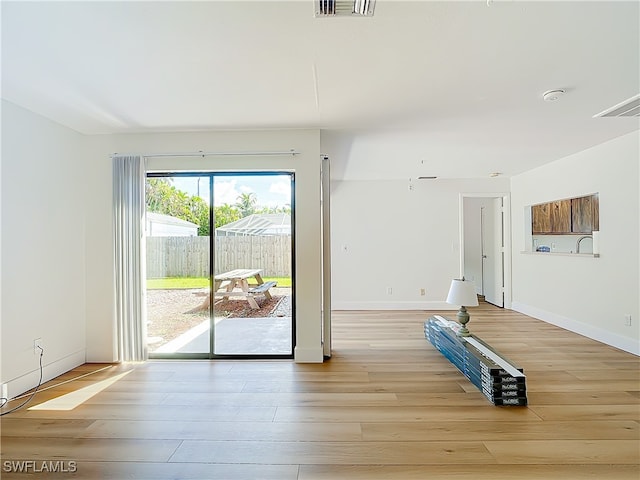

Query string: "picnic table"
[[195, 268, 277, 311]]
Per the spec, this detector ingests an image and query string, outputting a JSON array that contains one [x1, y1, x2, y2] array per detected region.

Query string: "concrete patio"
[[153, 316, 292, 355]]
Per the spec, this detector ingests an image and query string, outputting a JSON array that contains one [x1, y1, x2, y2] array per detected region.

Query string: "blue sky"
[[171, 174, 291, 209]]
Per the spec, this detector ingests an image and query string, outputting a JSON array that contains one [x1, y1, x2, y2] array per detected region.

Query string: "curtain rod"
[[111, 150, 299, 158]]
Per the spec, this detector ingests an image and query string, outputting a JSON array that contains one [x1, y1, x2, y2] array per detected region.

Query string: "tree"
[[146, 179, 279, 234], [214, 204, 242, 229], [146, 178, 174, 213], [255, 203, 291, 215], [235, 192, 257, 217], [188, 196, 211, 236], [146, 178, 212, 235]]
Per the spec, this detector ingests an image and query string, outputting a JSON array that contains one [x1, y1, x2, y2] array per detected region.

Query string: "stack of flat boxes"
[[424, 315, 527, 406]]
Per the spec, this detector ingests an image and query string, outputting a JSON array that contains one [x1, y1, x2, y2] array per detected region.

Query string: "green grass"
[[147, 276, 292, 289], [146, 277, 210, 289]]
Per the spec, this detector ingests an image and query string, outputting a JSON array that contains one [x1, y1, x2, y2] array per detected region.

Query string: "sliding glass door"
[[145, 172, 294, 359], [211, 174, 294, 355], [145, 175, 211, 356]]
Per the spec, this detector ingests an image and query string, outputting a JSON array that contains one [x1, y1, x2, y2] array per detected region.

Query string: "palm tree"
[[235, 192, 257, 217]]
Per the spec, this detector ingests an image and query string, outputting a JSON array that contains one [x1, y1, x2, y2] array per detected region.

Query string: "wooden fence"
[[146, 235, 292, 278]]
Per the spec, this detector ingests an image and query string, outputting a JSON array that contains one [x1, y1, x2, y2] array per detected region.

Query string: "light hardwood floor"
[[2, 303, 639, 479]]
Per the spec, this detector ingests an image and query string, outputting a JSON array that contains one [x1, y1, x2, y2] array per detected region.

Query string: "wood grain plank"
[[527, 404, 640, 421], [53, 463, 299, 480], [7, 404, 276, 422], [484, 439, 640, 464], [169, 440, 496, 465], [160, 392, 399, 407], [0, 438, 180, 462], [82, 420, 362, 441], [273, 405, 542, 423], [526, 391, 639, 405], [0, 418, 95, 437], [298, 464, 640, 480], [241, 380, 466, 394], [361, 420, 639, 441]]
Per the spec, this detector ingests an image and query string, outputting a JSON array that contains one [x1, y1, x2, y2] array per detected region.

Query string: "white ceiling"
[[2, 0, 639, 180]]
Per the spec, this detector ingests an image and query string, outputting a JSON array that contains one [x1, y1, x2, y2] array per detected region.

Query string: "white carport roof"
[[216, 213, 290, 236]]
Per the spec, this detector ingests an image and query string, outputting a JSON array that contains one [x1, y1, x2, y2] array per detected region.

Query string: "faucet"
[[576, 235, 592, 253]]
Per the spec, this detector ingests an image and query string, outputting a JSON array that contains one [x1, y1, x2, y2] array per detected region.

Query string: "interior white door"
[[482, 198, 504, 307]]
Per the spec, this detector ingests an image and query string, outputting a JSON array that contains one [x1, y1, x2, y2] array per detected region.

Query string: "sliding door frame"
[[146, 170, 296, 360]]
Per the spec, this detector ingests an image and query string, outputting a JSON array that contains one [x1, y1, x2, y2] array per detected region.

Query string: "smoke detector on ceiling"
[[542, 89, 565, 102], [315, 0, 376, 17]]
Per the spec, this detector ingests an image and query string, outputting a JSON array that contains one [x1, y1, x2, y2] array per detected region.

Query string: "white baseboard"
[[331, 301, 453, 311], [294, 346, 324, 363], [4, 349, 86, 400], [512, 302, 640, 356]]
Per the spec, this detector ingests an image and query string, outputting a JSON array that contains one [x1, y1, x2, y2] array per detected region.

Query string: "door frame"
[[321, 156, 332, 359], [458, 192, 512, 309], [146, 170, 296, 359]]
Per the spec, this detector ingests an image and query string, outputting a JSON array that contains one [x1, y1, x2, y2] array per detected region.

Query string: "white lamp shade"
[[446, 279, 479, 306]]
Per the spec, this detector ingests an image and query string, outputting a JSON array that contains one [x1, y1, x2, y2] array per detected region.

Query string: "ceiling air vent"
[[593, 94, 640, 118], [315, 0, 376, 17]]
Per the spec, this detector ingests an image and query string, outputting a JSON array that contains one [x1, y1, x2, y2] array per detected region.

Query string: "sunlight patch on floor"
[[28, 370, 132, 411]]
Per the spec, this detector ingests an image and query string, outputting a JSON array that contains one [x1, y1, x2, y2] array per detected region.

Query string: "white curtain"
[[113, 155, 147, 361]]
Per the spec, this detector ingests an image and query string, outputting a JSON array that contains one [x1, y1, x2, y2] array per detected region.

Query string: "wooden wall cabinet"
[[531, 203, 550, 234], [571, 195, 599, 233], [532, 199, 570, 234], [531, 194, 599, 235], [550, 199, 571, 233]]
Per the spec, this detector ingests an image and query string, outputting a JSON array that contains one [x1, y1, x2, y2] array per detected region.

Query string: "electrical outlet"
[[386, 287, 393, 295], [34, 338, 43, 355], [624, 314, 632, 326], [420, 288, 426, 296], [1, 383, 8, 400]]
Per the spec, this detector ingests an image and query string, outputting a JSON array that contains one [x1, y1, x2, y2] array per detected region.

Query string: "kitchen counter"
[[521, 251, 599, 258]]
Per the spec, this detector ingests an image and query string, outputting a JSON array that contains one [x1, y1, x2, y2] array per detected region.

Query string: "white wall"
[[511, 131, 640, 355], [330, 177, 509, 310], [1, 101, 89, 397], [83, 135, 116, 362], [84, 130, 324, 363]]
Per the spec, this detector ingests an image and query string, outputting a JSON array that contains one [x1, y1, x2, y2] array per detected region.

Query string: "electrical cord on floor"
[[0, 346, 44, 416]]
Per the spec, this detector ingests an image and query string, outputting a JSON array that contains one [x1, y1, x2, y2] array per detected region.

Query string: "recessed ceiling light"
[[489, 172, 501, 177], [542, 89, 565, 102]]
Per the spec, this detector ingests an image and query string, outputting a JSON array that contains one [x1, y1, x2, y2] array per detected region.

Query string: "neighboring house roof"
[[146, 212, 200, 237], [216, 213, 291, 236], [147, 212, 199, 228]]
